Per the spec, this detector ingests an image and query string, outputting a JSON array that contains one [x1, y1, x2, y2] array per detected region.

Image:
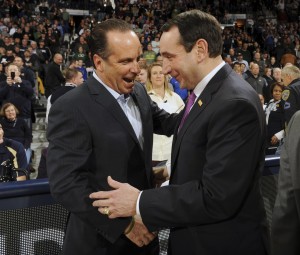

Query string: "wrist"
[[124, 217, 135, 235]]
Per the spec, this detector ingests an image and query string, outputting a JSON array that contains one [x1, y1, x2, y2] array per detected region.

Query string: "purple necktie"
[[178, 91, 196, 130]]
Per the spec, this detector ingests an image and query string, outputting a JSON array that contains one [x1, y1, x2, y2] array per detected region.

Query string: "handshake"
[[89, 176, 158, 247]]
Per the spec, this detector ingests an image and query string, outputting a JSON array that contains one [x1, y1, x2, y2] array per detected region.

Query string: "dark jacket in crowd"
[[0, 80, 34, 119]]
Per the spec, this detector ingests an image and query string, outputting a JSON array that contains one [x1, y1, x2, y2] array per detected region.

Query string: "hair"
[[269, 82, 284, 97], [145, 62, 172, 95], [0, 102, 19, 117], [138, 61, 148, 71], [7, 63, 20, 72], [63, 68, 80, 82], [281, 65, 300, 79], [161, 10, 223, 57], [88, 19, 132, 65]]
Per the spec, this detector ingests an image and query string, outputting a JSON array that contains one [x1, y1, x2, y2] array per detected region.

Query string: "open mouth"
[[123, 78, 134, 83]]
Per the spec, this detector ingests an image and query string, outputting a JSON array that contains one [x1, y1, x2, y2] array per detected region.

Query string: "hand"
[[89, 176, 140, 218], [270, 135, 279, 145], [125, 218, 156, 247], [152, 166, 169, 187], [6, 76, 13, 85], [15, 76, 22, 83]]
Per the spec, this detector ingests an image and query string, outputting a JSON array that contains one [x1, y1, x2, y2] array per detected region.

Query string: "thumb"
[[107, 176, 122, 189]]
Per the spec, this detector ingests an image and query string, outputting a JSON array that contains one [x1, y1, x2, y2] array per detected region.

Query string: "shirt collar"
[[193, 61, 225, 97], [93, 72, 123, 100]]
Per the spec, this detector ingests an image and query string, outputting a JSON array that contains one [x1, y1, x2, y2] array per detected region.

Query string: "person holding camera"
[[0, 64, 34, 130], [0, 123, 27, 182]]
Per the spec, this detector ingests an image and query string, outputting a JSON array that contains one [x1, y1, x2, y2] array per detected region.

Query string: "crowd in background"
[[0, 0, 299, 179]]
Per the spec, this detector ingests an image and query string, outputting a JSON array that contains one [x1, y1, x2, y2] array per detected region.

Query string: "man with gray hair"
[[281, 65, 300, 124]]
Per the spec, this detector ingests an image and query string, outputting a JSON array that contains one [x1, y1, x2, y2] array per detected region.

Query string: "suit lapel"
[[87, 77, 141, 148], [171, 64, 232, 169]]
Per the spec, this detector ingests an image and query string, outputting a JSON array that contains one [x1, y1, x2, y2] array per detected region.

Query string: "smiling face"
[[94, 30, 141, 94], [4, 105, 17, 120], [160, 26, 199, 90], [149, 65, 164, 88], [272, 84, 283, 101]]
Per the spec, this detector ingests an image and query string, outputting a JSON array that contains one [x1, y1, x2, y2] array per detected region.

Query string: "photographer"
[[0, 64, 34, 130], [0, 124, 27, 182]]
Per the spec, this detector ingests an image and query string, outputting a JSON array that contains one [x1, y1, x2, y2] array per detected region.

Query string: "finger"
[[107, 176, 123, 189], [92, 199, 110, 208], [89, 190, 112, 199]]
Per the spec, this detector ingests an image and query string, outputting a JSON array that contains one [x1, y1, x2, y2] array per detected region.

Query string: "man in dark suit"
[[44, 53, 65, 98], [90, 10, 269, 255], [47, 19, 177, 255]]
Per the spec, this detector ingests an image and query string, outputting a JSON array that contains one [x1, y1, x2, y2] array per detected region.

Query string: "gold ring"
[[103, 207, 110, 215]]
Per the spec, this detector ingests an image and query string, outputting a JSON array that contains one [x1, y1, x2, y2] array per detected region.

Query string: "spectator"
[[228, 47, 237, 62], [280, 48, 297, 67], [246, 62, 268, 94], [253, 52, 266, 76], [0, 123, 27, 181], [143, 43, 157, 65], [272, 67, 282, 82], [146, 62, 184, 169], [265, 82, 285, 151], [263, 67, 275, 102], [13, 56, 35, 88], [135, 61, 148, 86], [270, 56, 280, 69], [73, 45, 88, 65], [46, 68, 84, 123], [76, 59, 88, 81], [233, 52, 249, 71], [44, 53, 65, 98], [0, 102, 32, 164], [151, 35, 160, 55], [0, 63, 34, 129]]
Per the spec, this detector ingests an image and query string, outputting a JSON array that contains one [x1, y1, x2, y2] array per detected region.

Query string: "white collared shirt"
[[93, 72, 144, 148], [192, 61, 226, 106]]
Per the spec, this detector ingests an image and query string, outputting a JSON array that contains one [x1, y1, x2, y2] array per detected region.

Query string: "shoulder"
[[3, 138, 24, 151]]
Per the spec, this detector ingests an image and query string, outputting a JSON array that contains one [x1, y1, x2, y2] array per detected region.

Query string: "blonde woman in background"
[[146, 62, 184, 178]]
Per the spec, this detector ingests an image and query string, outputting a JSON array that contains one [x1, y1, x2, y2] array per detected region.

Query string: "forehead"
[[160, 27, 182, 55], [8, 65, 18, 71], [107, 30, 142, 58], [151, 65, 162, 72]]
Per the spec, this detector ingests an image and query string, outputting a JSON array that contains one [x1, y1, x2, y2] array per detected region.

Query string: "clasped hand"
[[125, 217, 157, 247], [89, 176, 140, 218], [89, 176, 156, 246]]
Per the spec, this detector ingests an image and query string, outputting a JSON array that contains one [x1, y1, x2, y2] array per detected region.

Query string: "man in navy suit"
[[90, 10, 270, 255], [47, 19, 178, 254]]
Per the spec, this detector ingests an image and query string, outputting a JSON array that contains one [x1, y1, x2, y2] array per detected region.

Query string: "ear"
[[195, 39, 208, 62], [93, 54, 105, 72]]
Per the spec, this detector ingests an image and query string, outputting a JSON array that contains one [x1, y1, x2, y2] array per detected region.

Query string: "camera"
[[11, 71, 15, 80]]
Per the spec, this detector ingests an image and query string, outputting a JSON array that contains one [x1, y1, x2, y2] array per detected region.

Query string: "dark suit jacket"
[[140, 64, 269, 255], [44, 61, 65, 98], [47, 76, 177, 255], [271, 110, 300, 255]]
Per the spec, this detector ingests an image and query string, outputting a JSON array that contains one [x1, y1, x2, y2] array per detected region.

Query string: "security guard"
[[281, 65, 300, 124]]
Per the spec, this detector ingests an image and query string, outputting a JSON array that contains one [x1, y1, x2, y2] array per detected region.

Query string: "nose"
[[131, 61, 140, 74], [162, 62, 171, 75]]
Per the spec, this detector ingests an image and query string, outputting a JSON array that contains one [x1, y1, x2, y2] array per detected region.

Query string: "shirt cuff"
[[275, 130, 284, 140], [136, 191, 143, 216]]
